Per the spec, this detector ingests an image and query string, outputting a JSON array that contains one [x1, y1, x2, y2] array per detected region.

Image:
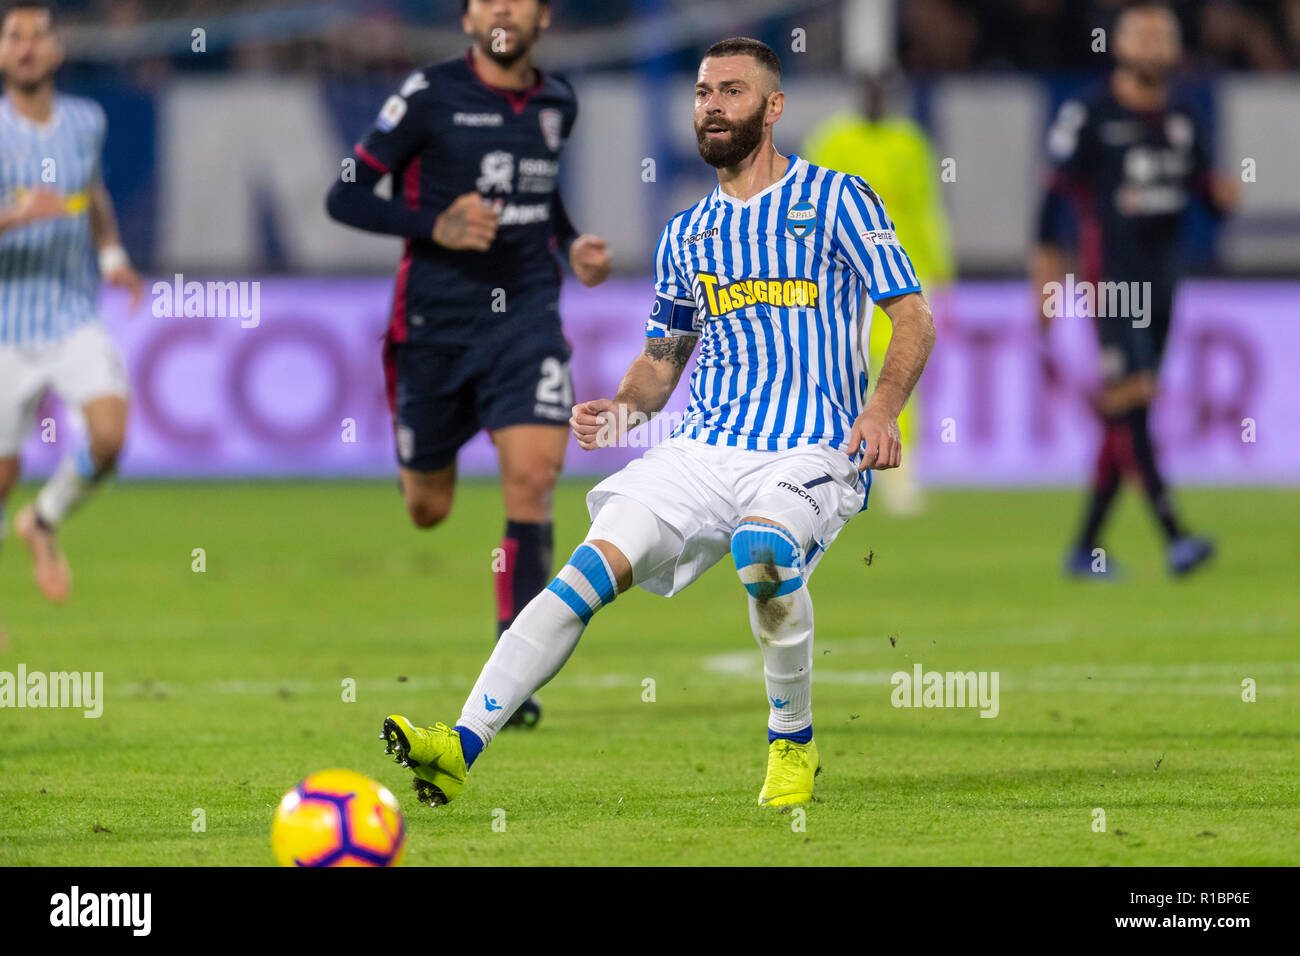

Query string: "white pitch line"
[[700, 649, 1300, 696], [113, 672, 648, 698]]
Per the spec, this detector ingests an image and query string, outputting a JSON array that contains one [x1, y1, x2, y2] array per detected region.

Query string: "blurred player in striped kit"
[[381, 38, 936, 809], [0, 2, 143, 637]]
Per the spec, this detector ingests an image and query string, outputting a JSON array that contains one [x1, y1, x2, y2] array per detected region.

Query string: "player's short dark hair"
[[1116, 1, 1178, 27], [701, 37, 782, 89], [3, 1, 54, 27]]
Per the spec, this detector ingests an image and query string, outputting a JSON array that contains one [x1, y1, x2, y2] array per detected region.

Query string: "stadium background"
[[4, 0, 1299, 870], [21, 0, 1300, 485]]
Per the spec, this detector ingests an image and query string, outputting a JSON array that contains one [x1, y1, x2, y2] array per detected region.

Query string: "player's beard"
[[696, 102, 767, 169], [3, 62, 56, 95], [1119, 53, 1174, 88], [473, 22, 540, 68], [8, 75, 54, 95]]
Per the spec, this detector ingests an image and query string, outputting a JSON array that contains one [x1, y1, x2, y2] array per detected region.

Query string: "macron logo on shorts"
[[777, 480, 822, 515]]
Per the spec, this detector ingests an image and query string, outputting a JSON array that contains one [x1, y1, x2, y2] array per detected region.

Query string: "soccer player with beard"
[[1032, 2, 1237, 577], [380, 38, 935, 809], [0, 1, 144, 640], [327, 0, 611, 729]]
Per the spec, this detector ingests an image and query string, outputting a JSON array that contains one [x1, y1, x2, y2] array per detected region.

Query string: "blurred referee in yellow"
[[804, 69, 953, 515]]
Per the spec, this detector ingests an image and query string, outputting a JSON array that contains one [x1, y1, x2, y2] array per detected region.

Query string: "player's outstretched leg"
[[1065, 415, 1125, 579], [1122, 404, 1214, 575], [496, 517, 552, 731], [16, 395, 126, 603], [495, 423, 568, 731], [731, 518, 820, 806], [0, 455, 18, 646], [383, 538, 623, 806]]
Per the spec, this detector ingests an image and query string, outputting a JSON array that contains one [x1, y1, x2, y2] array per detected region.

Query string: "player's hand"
[[1211, 174, 1241, 215], [570, 234, 611, 287], [15, 188, 69, 225], [432, 191, 499, 251], [570, 398, 623, 451], [105, 264, 145, 311], [848, 408, 901, 471]]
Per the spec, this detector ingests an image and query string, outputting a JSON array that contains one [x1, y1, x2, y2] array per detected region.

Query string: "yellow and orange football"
[[271, 769, 406, 867]]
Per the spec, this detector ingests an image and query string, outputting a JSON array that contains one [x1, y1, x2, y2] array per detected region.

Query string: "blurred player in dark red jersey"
[[1031, 2, 1238, 578], [327, 0, 611, 726]]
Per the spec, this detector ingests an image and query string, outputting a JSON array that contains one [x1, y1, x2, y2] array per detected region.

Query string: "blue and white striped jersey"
[[646, 155, 921, 455], [0, 93, 106, 347]]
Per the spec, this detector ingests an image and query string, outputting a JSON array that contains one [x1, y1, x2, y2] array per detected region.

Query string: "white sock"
[[34, 447, 103, 527], [455, 542, 617, 750], [748, 580, 815, 737]]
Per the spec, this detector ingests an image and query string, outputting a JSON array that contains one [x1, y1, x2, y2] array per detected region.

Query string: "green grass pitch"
[[1, 479, 1296, 866]]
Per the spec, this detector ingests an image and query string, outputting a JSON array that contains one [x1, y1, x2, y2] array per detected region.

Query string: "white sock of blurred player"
[[34, 445, 107, 527], [16, 444, 113, 603]]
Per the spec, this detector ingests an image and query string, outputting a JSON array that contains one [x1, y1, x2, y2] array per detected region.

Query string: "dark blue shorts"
[[383, 329, 573, 472], [1094, 281, 1175, 383]]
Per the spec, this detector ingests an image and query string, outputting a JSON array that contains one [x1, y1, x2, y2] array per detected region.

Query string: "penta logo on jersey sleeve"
[[860, 229, 901, 247], [695, 271, 820, 318]]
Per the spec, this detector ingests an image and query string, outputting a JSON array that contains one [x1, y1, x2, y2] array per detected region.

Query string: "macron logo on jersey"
[[696, 271, 820, 319], [682, 226, 719, 246]]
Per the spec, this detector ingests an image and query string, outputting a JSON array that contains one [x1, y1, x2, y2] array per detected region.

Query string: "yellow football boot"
[[758, 738, 820, 807], [380, 716, 468, 807]]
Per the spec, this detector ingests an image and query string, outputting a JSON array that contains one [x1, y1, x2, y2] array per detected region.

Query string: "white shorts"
[[0, 323, 130, 457], [586, 435, 870, 597]]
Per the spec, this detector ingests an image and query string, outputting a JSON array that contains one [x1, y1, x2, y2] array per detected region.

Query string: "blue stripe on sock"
[[769, 725, 813, 744], [454, 725, 484, 768], [732, 523, 803, 600], [547, 578, 596, 624], [74, 446, 97, 480], [569, 542, 617, 604], [732, 523, 800, 567]]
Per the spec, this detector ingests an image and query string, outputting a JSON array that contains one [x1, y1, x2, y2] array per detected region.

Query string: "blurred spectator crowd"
[[47, 0, 1300, 77], [901, 0, 1300, 73]]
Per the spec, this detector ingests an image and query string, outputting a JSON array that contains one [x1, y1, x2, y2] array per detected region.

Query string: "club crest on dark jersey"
[[539, 108, 563, 152]]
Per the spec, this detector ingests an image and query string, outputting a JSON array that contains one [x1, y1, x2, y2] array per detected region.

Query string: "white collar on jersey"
[[0, 92, 63, 135], [711, 153, 804, 208]]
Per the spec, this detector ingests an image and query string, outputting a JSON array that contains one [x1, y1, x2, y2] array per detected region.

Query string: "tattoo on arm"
[[644, 335, 697, 370]]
